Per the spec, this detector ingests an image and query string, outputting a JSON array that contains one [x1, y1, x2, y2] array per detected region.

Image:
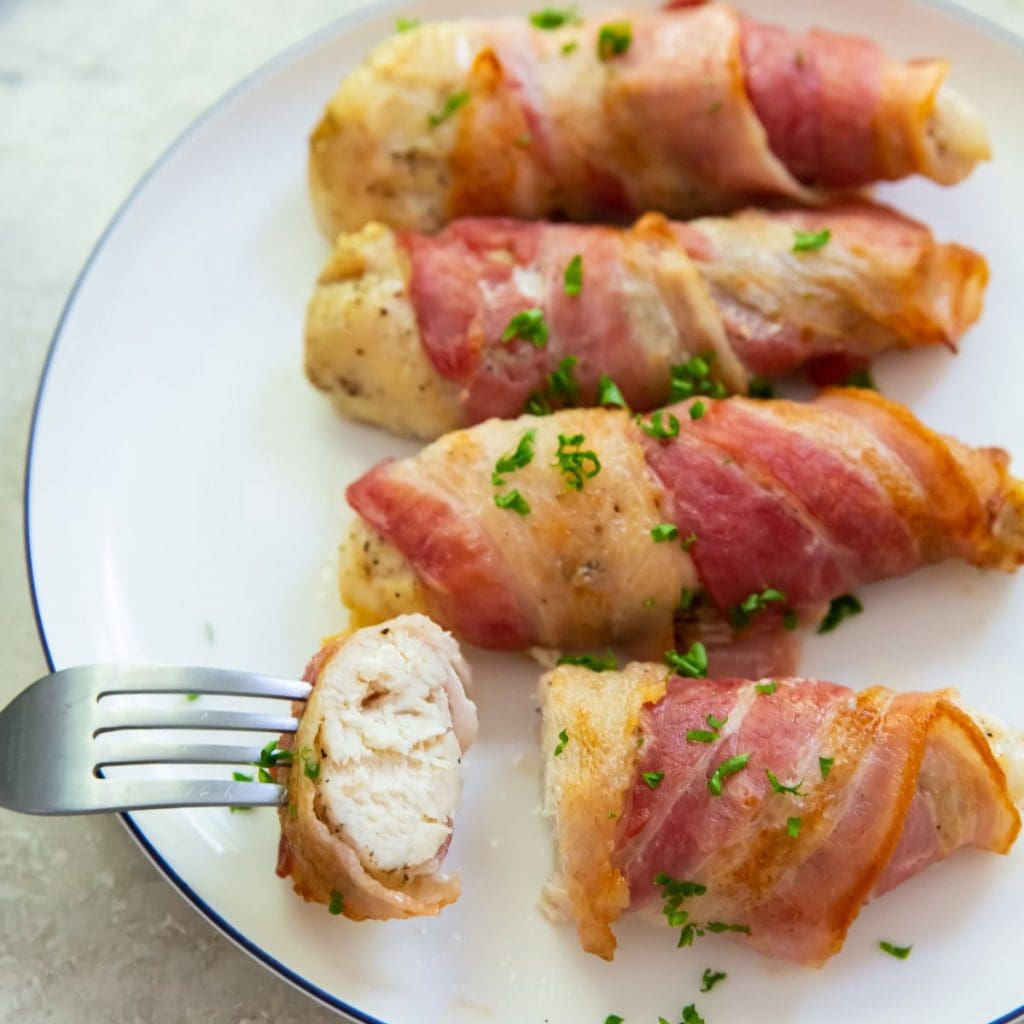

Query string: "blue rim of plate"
[[19, 1, 1024, 1021]]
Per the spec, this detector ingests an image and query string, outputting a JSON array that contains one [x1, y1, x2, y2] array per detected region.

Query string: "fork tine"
[[94, 742, 270, 767], [75, 665, 311, 701], [88, 779, 285, 814], [94, 708, 299, 735]]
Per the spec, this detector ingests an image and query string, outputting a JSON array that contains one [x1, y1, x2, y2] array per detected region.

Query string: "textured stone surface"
[[1, 1, 1023, 1021]]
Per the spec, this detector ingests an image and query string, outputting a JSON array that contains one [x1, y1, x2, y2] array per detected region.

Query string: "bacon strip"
[[342, 392, 1024, 671], [309, 7, 989, 236], [540, 667, 1021, 964], [306, 205, 986, 438]]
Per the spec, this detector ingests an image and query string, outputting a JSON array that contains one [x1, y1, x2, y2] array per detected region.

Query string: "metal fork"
[[0, 665, 311, 814]]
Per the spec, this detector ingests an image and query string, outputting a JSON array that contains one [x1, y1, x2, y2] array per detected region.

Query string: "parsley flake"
[[665, 642, 708, 678], [689, 400, 706, 421], [530, 6, 581, 29], [492, 429, 537, 486], [557, 650, 618, 672], [879, 941, 912, 959], [525, 355, 580, 414], [597, 374, 627, 408], [787, 816, 802, 838], [708, 752, 750, 796], [553, 432, 601, 490], [730, 587, 787, 630], [561, 39, 578, 55], [817, 594, 863, 634], [494, 489, 531, 515], [427, 90, 470, 128], [255, 739, 292, 775], [651, 523, 679, 543], [639, 409, 681, 440], [597, 21, 632, 60], [604, 1017, 625, 1024], [642, 770, 665, 790], [766, 768, 803, 796], [682, 1006, 705, 1024], [755, 680, 777, 695], [232, 771, 253, 783], [300, 747, 321, 781], [792, 227, 831, 252], [700, 968, 727, 992], [502, 308, 549, 347], [554, 728, 570, 756], [678, 587, 700, 610], [747, 375, 775, 399], [782, 609, 798, 631], [670, 353, 730, 401], [819, 756, 834, 779], [395, 16, 420, 31], [564, 253, 583, 295], [328, 890, 344, 915], [686, 729, 717, 744], [844, 368, 877, 390]]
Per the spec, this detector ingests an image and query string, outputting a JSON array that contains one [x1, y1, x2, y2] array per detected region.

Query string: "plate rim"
[[18, 1, 1024, 1021]]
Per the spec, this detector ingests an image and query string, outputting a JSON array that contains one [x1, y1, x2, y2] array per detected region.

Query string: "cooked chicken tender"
[[276, 614, 477, 920]]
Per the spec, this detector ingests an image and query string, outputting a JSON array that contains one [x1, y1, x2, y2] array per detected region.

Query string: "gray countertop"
[[2, 1, 1022, 1021]]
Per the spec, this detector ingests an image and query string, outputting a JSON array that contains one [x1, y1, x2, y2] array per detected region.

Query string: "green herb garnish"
[[557, 650, 618, 672], [670, 353, 729, 402], [530, 6, 581, 28], [817, 594, 863, 634], [561, 39, 578, 55], [700, 969, 726, 992], [681, 1007, 705, 1024], [792, 227, 831, 252], [843, 369, 877, 390], [766, 769, 803, 796], [492, 429, 537, 486], [755, 680, 777, 695], [328, 890, 344, 915], [525, 355, 580, 414], [879, 941, 912, 959], [501, 307, 549, 347], [564, 253, 583, 295], [665, 642, 708, 678], [604, 1017, 625, 1024], [689, 401, 706, 421], [554, 728, 570, 756], [707, 752, 750, 796], [747, 376, 775, 399], [787, 816, 802, 838], [639, 409, 680, 440], [819, 756, 834, 780], [597, 374, 627, 408], [232, 771, 253, 783], [651, 523, 679, 543], [678, 588, 700, 610], [395, 16, 420, 31], [597, 20, 632, 60], [642, 771, 665, 790], [782, 609, 798, 631], [553, 432, 601, 490], [729, 587, 787, 630], [427, 90, 470, 128], [300, 747, 321, 781], [494, 489, 531, 515]]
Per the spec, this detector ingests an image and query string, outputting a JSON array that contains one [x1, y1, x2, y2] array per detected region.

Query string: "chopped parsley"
[[787, 816, 802, 838], [597, 20, 632, 60], [651, 523, 679, 543], [530, 6, 581, 29], [642, 770, 665, 790], [664, 641, 708, 678], [729, 587, 787, 630], [553, 432, 601, 490], [639, 409, 681, 440], [597, 374, 627, 408], [819, 755, 835, 779], [564, 253, 583, 295], [185, 692, 200, 702], [681, 1007, 705, 1024], [700, 968, 727, 992], [232, 771, 253, 783], [501, 308, 549, 347], [747, 375, 775, 399], [879, 941, 912, 959], [678, 588, 700, 610], [782, 609, 798, 631], [557, 649, 618, 672], [554, 728, 570, 756], [670, 353, 730, 402], [792, 227, 831, 252], [707, 752, 750, 796], [328, 890, 344, 915], [300, 747, 321, 781], [654, 873, 750, 948], [561, 39, 578, 55], [817, 594, 863, 634], [707, 713, 726, 730], [494, 489, 531, 515], [395, 16, 420, 31], [755, 680, 778, 695], [689, 400, 706, 421], [687, 713, 726, 744], [427, 90, 470, 128], [525, 355, 579, 414], [604, 1017, 625, 1024], [844, 368, 877, 390], [254, 739, 291, 784], [766, 769, 803, 796], [492, 429, 537, 486]]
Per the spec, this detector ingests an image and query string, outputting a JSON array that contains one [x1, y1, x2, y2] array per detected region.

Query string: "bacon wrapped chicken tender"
[[276, 614, 478, 919]]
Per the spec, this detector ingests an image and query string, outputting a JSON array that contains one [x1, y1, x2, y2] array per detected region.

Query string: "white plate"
[[23, 1, 1024, 1021]]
